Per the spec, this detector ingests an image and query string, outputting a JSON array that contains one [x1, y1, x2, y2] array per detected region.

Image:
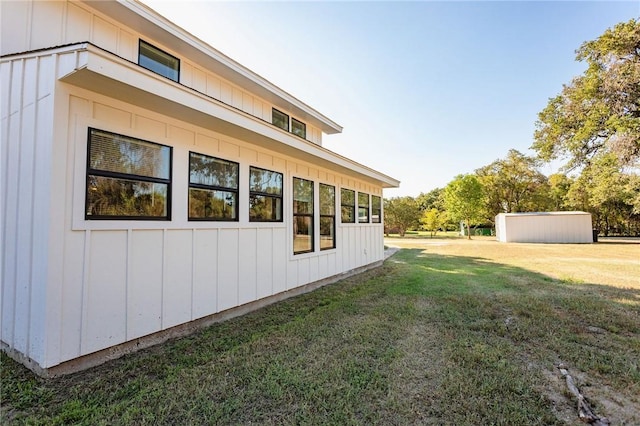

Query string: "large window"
[[293, 178, 314, 254], [139, 40, 179, 82], [358, 192, 370, 223], [341, 188, 356, 223], [291, 118, 306, 139], [188, 152, 238, 221], [86, 128, 171, 220], [319, 184, 336, 250], [249, 166, 283, 221], [272, 108, 289, 132], [371, 195, 382, 223]]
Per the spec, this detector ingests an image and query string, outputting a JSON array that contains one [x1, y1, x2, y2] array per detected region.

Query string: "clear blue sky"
[[142, 0, 639, 197]]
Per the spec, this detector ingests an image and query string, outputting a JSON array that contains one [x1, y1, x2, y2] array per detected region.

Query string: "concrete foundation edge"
[[2, 259, 384, 378]]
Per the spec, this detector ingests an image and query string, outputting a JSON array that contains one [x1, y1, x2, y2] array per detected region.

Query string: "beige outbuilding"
[[495, 212, 594, 243]]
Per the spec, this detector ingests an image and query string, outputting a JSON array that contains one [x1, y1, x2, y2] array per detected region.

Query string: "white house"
[[495, 212, 594, 243], [1, 0, 399, 376]]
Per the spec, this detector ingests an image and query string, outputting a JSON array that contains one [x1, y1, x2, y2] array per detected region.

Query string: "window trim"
[[358, 192, 370, 223], [291, 117, 306, 139], [293, 177, 314, 255], [319, 183, 336, 251], [340, 188, 356, 224], [138, 39, 180, 82], [188, 151, 239, 222], [249, 166, 284, 222], [85, 127, 172, 221], [272, 108, 290, 132]]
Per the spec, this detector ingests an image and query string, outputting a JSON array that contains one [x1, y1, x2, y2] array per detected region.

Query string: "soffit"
[[83, 0, 343, 135], [56, 44, 399, 188]]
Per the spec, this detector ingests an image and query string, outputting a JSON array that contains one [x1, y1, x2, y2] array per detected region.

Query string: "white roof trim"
[[29, 43, 398, 188], [84, 0, 343, 135]]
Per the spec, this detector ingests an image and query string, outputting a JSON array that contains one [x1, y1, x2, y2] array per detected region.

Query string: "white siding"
[[0, 0, 323, 146], [1, 11, 386, 371], [1, 53, 57, 367], [495, 212, 593, 243]]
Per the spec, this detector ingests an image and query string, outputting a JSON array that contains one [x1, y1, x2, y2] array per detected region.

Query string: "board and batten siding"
[[0, 0, 323, 145], [1, 52, 383, 370], [1, 51, 60, 366]]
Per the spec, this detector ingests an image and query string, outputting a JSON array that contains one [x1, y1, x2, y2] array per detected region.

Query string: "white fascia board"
[[83, 0, 342, 135], [46, 44, 397, 188]]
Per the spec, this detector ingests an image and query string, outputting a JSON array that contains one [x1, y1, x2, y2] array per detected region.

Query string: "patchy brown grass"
[[2, 237, 638, 425]]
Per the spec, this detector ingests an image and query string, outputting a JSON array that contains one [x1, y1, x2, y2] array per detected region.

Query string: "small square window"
[[139, 40, 180, 82], [188, 152, 239, 221], [272, 108, 289, 131], [291, 118, 306, 139]]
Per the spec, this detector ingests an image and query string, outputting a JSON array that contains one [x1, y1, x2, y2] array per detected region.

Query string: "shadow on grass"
[[2, 248, 639, 425]]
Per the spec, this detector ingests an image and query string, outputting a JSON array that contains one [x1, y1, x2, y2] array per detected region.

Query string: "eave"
[[84, 0, 343, 135], [4, 43, 398, 188]]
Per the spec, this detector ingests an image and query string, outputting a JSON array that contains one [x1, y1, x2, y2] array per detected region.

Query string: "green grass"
[[2, 239, 639, 424]]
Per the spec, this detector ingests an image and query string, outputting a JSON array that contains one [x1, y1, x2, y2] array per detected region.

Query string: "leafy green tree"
[[566, 153, 639, 235], [476, 149, 551, 221], [547, 173, 573, 211], [420, 208, 444, 238], [533, 19, 640, 170], [443, 174, 484, 240], [416, 188, 444, 212], [383, 196, 420, 237]]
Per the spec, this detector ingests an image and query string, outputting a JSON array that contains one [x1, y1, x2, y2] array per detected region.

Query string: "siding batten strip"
[[79, 230, 91, 355], [161, 228, 166, 330], [125, 229, 131, 340]]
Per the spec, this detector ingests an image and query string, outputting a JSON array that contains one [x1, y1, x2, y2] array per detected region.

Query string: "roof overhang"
[[4, 44, 398, 188], [84, 0, 343, 135]]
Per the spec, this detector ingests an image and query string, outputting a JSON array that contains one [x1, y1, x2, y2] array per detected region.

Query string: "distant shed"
[[495, 212, 593, 243]]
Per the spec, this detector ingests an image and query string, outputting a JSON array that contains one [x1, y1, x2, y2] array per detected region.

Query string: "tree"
[[566, 153, 640, 235], [475, 149, 551, 221], [547, 173, 573, 211], [416, 188, 444, 212], [383, 196, 420, 237], [533, 19, 640, 170], [443, 174, 484, 240], [420, 208, 444, 238]]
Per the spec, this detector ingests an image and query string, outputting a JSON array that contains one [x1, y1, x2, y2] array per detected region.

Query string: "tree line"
[[385, 19, 640, 238]]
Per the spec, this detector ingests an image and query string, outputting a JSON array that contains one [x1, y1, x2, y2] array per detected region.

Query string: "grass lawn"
[[2, 238, 639, 425]]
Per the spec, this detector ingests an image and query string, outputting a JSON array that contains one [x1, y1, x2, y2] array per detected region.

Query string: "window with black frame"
[[371, 195, 382, 223], [249, 166, 283, 221], [291, 118, 306, 139], [358, 192, 370, 223], [319, 184, 336, 250], [341, 188, 356, 223], [138, 40, 179, 82], [272, 108, 289, 132], [85, 128, 171, 220], [293, 178, 314, 254], [188, 152, 238, 221]]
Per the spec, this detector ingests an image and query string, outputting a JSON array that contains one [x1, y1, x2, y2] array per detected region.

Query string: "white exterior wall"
[[2, 0, 394, 373], [1, 50, 61, 367], [0, 0, 323, 145], [495, 212, 593, 243], [1, 52, 384, 370]]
